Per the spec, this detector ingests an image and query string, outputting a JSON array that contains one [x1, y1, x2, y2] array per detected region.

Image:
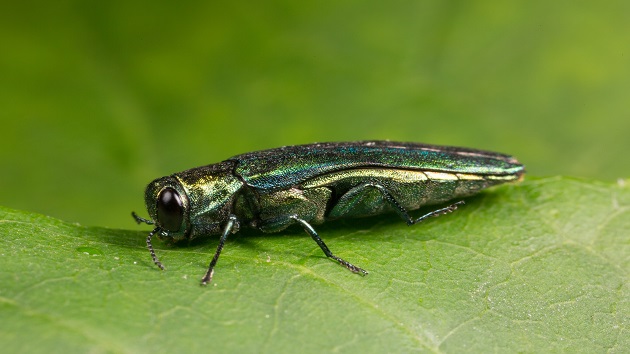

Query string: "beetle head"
[[142, 175, 191, 242]]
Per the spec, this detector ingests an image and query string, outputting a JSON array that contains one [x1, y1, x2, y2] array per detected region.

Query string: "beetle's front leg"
[[290, 215, 368, 276], [201, 215, 239, 286]]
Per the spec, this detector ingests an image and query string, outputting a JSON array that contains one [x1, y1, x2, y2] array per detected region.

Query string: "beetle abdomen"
[[301, 168, 519, 219]]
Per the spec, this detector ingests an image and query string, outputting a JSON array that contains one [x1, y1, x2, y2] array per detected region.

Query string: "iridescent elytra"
[[132, 141, 524, 285]]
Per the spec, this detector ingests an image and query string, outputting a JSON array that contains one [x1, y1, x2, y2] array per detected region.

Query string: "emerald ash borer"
[[132, 141, 524, 285]]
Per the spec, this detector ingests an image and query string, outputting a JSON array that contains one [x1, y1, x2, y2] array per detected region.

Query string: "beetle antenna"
[[132, 211, 154, 225], [147, 227, 166, 270]]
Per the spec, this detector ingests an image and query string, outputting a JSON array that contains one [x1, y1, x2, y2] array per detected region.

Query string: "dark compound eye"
[[156, 187, 183, 232]]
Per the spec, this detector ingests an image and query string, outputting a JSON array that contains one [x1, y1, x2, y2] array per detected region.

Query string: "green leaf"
[[1, 177, 628, 353]]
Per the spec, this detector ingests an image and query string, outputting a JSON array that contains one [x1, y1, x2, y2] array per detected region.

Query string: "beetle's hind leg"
[[406, 200, 465, 225], [373, 184, 464, 225], [290, 215, 368, 276], [331, 182, 464, 226]]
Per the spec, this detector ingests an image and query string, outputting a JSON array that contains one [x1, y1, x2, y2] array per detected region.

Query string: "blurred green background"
[[1, 1, 628, 229]]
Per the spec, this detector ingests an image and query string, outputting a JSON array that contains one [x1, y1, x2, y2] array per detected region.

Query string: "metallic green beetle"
[[133, 141, 524, 285]]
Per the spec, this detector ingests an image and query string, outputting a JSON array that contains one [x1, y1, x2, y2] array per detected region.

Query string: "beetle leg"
[[363, 183, 464, 225], [408, 200, 465, 224], [290, 215, 368, 276], [201, 215, 239, 285]]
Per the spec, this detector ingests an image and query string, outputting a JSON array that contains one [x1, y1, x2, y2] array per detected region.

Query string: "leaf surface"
[[1, 177, 628, 353]]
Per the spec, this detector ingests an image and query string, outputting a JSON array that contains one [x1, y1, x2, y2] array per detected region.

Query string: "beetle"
[[132, 141, 524, 285]]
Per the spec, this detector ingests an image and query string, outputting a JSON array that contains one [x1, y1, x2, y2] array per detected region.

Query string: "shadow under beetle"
[[133, 141, 525, 285]]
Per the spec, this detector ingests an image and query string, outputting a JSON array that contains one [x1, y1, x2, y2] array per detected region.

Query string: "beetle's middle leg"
[[331, 182, 464, 226], [290, 215, 368, 276], [256, 187, 367, 276]]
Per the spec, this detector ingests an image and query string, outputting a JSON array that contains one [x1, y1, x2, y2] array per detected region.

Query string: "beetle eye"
[[156, 187, 183, 232]]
